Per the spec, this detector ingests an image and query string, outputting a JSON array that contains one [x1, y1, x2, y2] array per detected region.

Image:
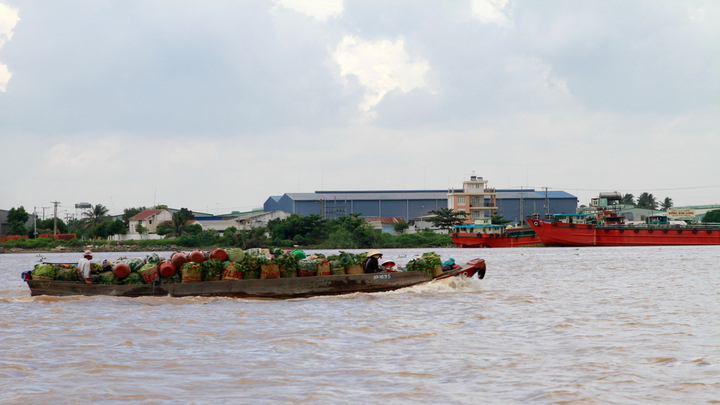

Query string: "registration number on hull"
[[373, 274, 393, 280]]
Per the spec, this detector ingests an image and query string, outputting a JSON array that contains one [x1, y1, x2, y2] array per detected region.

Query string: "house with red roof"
[[128, 209, 172, 235]]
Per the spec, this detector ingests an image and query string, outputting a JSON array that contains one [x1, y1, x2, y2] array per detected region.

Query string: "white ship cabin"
[[552, 213, 589, 224]]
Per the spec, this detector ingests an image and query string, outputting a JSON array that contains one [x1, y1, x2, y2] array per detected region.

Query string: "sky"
[[1, 0, 719, 218]]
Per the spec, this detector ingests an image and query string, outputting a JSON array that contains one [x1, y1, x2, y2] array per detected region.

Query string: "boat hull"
[[527, 219, 720, 247], [451, 232, 542, 248], [25, 260, 485, 298]]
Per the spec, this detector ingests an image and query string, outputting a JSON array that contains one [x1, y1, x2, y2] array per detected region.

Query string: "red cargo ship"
[[527, 211, 720, 247], [451, 224, 542, 248]]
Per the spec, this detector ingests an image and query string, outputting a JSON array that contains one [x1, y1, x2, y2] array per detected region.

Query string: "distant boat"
[[450, 224, 542, 248], [527, 211, 720, 247]]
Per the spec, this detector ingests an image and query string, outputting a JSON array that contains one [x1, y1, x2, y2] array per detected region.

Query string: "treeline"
[[620, 193, 673, 210], [2, 209, 452, 250]]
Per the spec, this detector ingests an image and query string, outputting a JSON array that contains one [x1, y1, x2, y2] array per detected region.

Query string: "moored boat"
[[451, 224, 542, 248], [23, 258, 487, 299], [527, 212, 720, 247]]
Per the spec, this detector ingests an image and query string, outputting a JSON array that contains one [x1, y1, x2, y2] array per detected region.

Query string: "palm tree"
[[83, 204, 110, 231], [660, 197, 673, 211], [166, 211, 190, 237], [636, 193, 657, 210], [621, 193, 635, 206]]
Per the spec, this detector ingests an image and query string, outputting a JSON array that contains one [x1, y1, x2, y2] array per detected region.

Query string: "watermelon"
[[126, 258, 144, 272], [226, 248, 245, 263], [119, 272, 144, 285], [98, 271, 119, 285], [31, 264, 56, 280]]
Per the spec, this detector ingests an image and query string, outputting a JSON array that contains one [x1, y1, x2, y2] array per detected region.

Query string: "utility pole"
[[33, 206, 38, 238], [51, 201, 60, 235]]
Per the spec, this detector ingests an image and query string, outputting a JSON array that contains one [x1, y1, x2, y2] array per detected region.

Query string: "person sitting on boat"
[[381, 259, 397, 272], [442, 258, 458, 272], [77, 250, 94, 284], [364, 249, 383, 273]]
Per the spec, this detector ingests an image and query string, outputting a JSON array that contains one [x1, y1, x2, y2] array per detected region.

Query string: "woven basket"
[[31, 275, 54, 281], [316, 262, 331, 276], [330, 267, 345, 276], [432, 265, 444, 278], [345, 265, 364, 275], [261, 263, 280, 279]]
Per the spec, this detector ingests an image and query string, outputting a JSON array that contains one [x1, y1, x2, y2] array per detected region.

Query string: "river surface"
[[1, 247, 718, 404]]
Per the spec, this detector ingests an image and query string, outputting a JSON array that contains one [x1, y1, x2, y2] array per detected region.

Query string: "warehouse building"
[[264, 187, 577, 225]]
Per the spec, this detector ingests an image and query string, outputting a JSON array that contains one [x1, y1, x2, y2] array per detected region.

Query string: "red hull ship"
[[527, 214, 720, 247], [451, 225, 542, 248]]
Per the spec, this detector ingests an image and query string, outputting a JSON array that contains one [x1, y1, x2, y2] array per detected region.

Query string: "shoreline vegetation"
[[0, 228, 456, 255], [2, 212, 458, 254]]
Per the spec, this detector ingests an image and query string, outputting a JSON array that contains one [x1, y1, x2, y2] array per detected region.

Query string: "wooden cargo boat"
[[24, 258, 486, 299]]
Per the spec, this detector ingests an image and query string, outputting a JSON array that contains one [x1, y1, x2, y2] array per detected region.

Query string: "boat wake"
[[388, 274, 486, 295]]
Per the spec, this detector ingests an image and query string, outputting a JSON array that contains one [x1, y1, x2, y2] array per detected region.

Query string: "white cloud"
[[333, 36, 430, 117], [0, 3, 19, 92], [274, 0, 343, 21], [471, 0, 511, 27]]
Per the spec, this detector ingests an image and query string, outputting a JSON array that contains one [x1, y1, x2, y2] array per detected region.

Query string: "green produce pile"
[[29, 250, 453, 284], [404, 252, 442, 276], [200, 259, 224, 281]]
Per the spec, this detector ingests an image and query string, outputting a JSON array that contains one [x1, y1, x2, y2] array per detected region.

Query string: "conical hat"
[[367, 249, 382, 257]]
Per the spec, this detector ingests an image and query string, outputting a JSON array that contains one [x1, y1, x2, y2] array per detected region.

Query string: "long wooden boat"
[[24, 258, 486, 299]]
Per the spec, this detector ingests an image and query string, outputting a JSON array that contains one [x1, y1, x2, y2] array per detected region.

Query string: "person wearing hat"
[[364, 249, 383, 273], [77, 250, 94, 284], [441, 257, 456, 272], [380, 259, 396, 272]]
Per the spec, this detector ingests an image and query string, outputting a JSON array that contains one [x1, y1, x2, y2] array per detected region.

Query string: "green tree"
[[636, 193, 657, 210], [491, 215, 512, 225], [393, 221, 409, 234], [7, 206, 30, 235], [703, 210, 720, 223], [83, 204, 110, 232], [621, 193, 635, 205], [36, 218, 68, 234], [426, 208, 467, 230], [122, 207, 146, 226], [268, 214, 327, 245], [161, 209, 196, 238], [660, 197, 673, 210], [92, 220, 126, 239], [236, 227, 268, 249], [135, 223, 148, 236]]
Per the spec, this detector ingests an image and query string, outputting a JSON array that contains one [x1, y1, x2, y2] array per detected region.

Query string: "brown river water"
[[1, 247, 718, 404]]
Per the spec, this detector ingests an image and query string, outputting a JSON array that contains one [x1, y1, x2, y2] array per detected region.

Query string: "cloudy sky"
[[1, 0, 718, 218]]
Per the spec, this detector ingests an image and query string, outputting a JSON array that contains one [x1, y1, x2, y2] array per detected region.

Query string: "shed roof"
[[284, 191, 448, 201], [129, 209, 164, 220]]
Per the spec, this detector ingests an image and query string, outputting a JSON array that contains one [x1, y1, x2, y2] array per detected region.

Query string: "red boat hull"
[[451, 232, 542, 248], [527, 219, 720, 246]]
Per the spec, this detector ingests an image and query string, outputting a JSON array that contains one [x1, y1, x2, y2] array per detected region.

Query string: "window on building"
[[458, 196, 466, 205]]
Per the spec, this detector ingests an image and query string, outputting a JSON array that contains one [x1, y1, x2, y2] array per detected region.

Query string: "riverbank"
[[0, 245, 179, 254]]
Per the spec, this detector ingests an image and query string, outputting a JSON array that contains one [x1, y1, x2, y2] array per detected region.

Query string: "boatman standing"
[[77, 250, 94, 284]]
